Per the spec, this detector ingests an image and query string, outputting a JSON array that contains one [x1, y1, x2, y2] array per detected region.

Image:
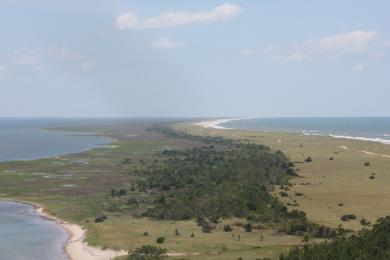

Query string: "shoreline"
[[35, 205, 127, 260], [1, 199, 126, 260], [194, 118, 390, 147], [193, 117, 249, 129]]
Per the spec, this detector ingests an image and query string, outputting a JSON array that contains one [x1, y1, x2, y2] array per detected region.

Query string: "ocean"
[[222, 117, 390, 145], [0, 119, 112, 260], [0, 201, 68, 260]]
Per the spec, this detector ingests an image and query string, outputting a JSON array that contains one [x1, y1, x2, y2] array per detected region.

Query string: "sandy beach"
[[35, 206, 127, 260], [193, 118, 248, 129]]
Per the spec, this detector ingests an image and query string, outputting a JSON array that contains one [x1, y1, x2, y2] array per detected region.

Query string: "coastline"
[[193, 117, 249, 129], [9, 199, 127, 260], [194, 118, 390, 147]]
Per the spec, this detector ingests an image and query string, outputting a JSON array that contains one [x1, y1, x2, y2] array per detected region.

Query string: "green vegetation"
[[280, 217, 390, 260], [128, 245, 166, 260], [104, 127, 330, 238]]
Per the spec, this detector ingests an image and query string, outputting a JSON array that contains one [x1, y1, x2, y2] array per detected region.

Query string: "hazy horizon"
[[1, 0, 389, 118]]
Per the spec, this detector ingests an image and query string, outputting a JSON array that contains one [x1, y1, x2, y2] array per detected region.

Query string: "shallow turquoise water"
[[0, 201, 68, 260]]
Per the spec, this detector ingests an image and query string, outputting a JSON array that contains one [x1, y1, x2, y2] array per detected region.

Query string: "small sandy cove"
[[36, 207, 127, 260]]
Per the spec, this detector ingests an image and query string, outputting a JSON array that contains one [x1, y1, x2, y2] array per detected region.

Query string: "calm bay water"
[[0, 201, 68, 260], [0, 119, 111, 162], [0, 119, 113, 259], [222, 117, 390, 144]]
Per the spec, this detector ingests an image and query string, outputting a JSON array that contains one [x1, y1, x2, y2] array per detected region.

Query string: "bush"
[[243, 223, 252, 232], [295, 192, 304, 197], [305, 156, 312, 162], [369, 175, 375, 180], [128, 245, 166, 259], [329, 157, 334, 160], [341, 214, 356, 221], [94, 215, 107, 223], [201, 222, 213, 233], [360, 218, 371, 226], [223, 224, 233, 232], [280, 216, 390, 259], [143, 231, 149, 236], [364, 162, 370, 166], [279, 191, 289, 197], [175, 229, 180, 236], [209, 215, 220, 224], [156, 236, 165, 244]]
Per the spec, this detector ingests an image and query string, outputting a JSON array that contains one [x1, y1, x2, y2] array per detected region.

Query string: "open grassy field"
[[0, 120, 312, 259], [5, 119, 388, 259], [87, 215, 305, 259], [178, 123, 390, 231]]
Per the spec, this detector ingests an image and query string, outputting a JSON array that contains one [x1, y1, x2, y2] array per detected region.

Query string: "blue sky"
[[1, 0, 389, 117]]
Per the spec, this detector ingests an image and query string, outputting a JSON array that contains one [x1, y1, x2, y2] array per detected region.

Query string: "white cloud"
[[353, 63, 366, 71], [244, 30, 382, 62], [47, 46, 85, 60], [9, 49, 40, 66], [80, 59, 96, 70], [4, 47, 95, 74], [116, 3, 243, 30], [152, 37, 183, 49], [296, 30, 378, 54], [241, 45, 278, 56], [0, 65, 7, 79]]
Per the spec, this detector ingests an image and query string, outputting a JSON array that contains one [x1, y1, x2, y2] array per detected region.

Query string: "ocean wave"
[[328, 134, 390, 145]]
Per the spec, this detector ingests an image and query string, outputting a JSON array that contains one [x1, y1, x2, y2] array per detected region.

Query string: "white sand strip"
[[36, 207, 127, 260], [194, 118, 250, 129]]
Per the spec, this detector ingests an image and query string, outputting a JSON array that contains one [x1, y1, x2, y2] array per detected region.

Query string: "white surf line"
[[338, 146, 390, 158], [193, 118, 251, 130], [330, 134, 390, 145]]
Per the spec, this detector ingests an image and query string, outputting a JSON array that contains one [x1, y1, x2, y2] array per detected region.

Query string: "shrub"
[[156, 236, 165, 244], [243, 223, 252, 232], [209, 215, 220, 224], [201, 222, 213, 233], [143, 231, 149, 236], [369, 175, 375, 180], [341, 214, 356, 221], [190, 232, 195, 238], [175, 229, 180, 236], [128, 245, 166, 259], [223, 224, 233, 232], [305, 156, 313, 162], [279, 191, 289, 197], [360, 218, 371, 226], [338, 203, 344, 207], [127, 197, 139, 205], [329, 157, 334, 160], [94, 215, 107, 223], [295, 192, 304, 197], [364, 162, 370, 166], [122, 158, 131, 164]]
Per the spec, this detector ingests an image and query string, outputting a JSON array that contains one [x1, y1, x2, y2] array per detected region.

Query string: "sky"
[[1, 0, 389, 118]]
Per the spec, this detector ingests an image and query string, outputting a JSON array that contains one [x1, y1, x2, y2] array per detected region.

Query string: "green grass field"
[[179, 123, 390, 231], [3, 120, 390, 259]]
